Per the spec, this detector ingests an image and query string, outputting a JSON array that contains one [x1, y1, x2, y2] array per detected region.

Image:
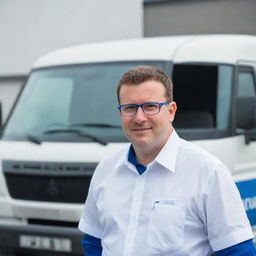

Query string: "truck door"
[[233, 62, 256, 229]]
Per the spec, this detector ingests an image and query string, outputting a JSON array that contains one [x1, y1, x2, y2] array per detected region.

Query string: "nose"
[[133, 106, 147, 124]]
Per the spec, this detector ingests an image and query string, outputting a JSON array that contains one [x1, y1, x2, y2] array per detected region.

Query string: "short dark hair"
[[117, 65, 173, 103]]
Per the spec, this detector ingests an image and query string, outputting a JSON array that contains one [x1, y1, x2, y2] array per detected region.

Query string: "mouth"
[[131, 127, 152, 132]]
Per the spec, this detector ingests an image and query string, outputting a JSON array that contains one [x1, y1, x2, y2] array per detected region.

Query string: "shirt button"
[[131, 214, 137, 220]]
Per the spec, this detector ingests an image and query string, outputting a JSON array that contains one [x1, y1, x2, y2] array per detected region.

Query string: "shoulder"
[[179, 138, 222, 166], [177, 138, 230, 180], [98, 144, 129, 168], [90, 144, 130, 185]]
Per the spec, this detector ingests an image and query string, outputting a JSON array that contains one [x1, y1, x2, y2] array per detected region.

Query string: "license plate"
[[19, 235, 72, 252]]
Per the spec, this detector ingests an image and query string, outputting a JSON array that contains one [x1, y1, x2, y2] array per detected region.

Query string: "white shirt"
[[78, 129, 253, 256]]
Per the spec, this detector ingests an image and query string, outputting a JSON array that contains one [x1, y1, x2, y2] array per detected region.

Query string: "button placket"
[[123, 174, 146, 256]]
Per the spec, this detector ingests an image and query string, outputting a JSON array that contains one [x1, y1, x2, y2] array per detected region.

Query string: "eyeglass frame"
[[117, 101, 170, 117]]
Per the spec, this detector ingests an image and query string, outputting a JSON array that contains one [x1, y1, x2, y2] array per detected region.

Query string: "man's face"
[[119, 80, 176, 153]]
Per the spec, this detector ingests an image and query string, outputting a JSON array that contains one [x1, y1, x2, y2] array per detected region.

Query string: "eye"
[[122, 104, 136, 112], [143, 103, 159, 111]]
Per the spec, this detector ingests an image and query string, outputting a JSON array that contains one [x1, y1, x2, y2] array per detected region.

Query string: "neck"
[[135, 149, 159, 166], [133, 129, 173, 166]]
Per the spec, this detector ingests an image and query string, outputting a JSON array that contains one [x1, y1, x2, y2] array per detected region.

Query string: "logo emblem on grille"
[[47, 178, 59, 197]]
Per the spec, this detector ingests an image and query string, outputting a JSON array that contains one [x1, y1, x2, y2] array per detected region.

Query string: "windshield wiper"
[[43, 128, 108, 145], [70, 123, 122, 129], [27, 134, 42, 145]]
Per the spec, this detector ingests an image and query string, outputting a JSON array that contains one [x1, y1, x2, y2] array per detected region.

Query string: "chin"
[[132, 139, 152, 148]]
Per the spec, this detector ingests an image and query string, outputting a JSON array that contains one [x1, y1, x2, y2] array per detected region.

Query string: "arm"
[[215, 239, 256, 256], [81, 233, 102, 256], [78, 165, 103, 254], [198, 164, 254, 251]]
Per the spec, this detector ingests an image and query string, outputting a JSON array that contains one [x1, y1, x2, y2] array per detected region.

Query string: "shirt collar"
[[153, 128, 180, 173], [112, 128, 180, 173], [112, 144, 131, 171]]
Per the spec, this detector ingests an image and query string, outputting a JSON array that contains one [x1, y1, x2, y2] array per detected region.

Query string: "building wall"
[[0, 0, 143, 76], [0, 77, 25, 123], [0, 0, 143, 122], [144, 0, 256, 37]]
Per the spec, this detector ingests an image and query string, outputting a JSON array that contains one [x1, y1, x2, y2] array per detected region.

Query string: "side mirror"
[[236, 97, 256, 144]]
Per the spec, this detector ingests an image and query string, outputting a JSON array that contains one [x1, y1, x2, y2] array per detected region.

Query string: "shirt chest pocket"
[[147, 200, 185, 254]]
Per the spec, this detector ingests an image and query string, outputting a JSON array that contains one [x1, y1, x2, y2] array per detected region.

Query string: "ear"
[[169, 101, 177, 123]]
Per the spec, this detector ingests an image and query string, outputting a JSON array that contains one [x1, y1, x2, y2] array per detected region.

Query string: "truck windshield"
[[2, 62, 233, 142], [2, 61, 166, 142]]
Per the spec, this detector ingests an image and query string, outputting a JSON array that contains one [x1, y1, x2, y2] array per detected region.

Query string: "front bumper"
[[0, 223, 83, 255]]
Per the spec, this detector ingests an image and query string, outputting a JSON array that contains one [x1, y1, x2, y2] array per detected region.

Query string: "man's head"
[[117, 65, 177, 157], [117, 65, 173, 104]]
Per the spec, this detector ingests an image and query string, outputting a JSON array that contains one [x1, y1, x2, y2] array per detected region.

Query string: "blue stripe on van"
[[236, 179, 256, 227]]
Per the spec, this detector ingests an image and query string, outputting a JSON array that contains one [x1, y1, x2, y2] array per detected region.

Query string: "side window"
[[236, 67, 256, 131], [172, 64, 233, 131], [172, 64, 217, 129], [237, 71, 256, 98]]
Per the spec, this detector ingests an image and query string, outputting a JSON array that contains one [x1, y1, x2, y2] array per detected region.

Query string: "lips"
[[131, 127, 152, 132]]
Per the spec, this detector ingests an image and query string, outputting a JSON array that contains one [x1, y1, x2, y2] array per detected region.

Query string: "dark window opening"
[[172, 64, 217, 129], [236, 69, 256, 130]]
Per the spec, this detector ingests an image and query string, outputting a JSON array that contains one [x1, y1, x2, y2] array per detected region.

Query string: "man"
[[79, 66, 255, 255]]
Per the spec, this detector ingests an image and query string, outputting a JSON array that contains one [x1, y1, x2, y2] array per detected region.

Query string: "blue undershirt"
[[127, 145, 147, 175], [81, 146, 256, 255]]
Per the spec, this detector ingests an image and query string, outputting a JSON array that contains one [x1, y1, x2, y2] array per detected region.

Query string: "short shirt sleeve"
[[78, 168, 102, 238], [199, 163, 254, 251]]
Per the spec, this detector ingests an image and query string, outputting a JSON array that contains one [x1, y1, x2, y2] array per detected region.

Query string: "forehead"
[[119, 80, 166, 103]]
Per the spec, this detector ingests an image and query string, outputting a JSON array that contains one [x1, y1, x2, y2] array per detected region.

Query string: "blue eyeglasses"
[[118, 102, 169, 117]]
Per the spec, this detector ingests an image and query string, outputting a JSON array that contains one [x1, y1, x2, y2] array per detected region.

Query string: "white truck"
[[0, 34, 256, 255]]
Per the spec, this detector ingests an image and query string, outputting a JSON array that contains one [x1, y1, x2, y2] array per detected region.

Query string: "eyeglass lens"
[[121, 103, 160, 116]]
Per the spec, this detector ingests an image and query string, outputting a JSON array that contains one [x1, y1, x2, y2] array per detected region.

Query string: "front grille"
[[2, 160, 97, 203]]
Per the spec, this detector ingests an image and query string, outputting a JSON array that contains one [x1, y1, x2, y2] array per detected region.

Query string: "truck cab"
[[0, 34, 256, 255]]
